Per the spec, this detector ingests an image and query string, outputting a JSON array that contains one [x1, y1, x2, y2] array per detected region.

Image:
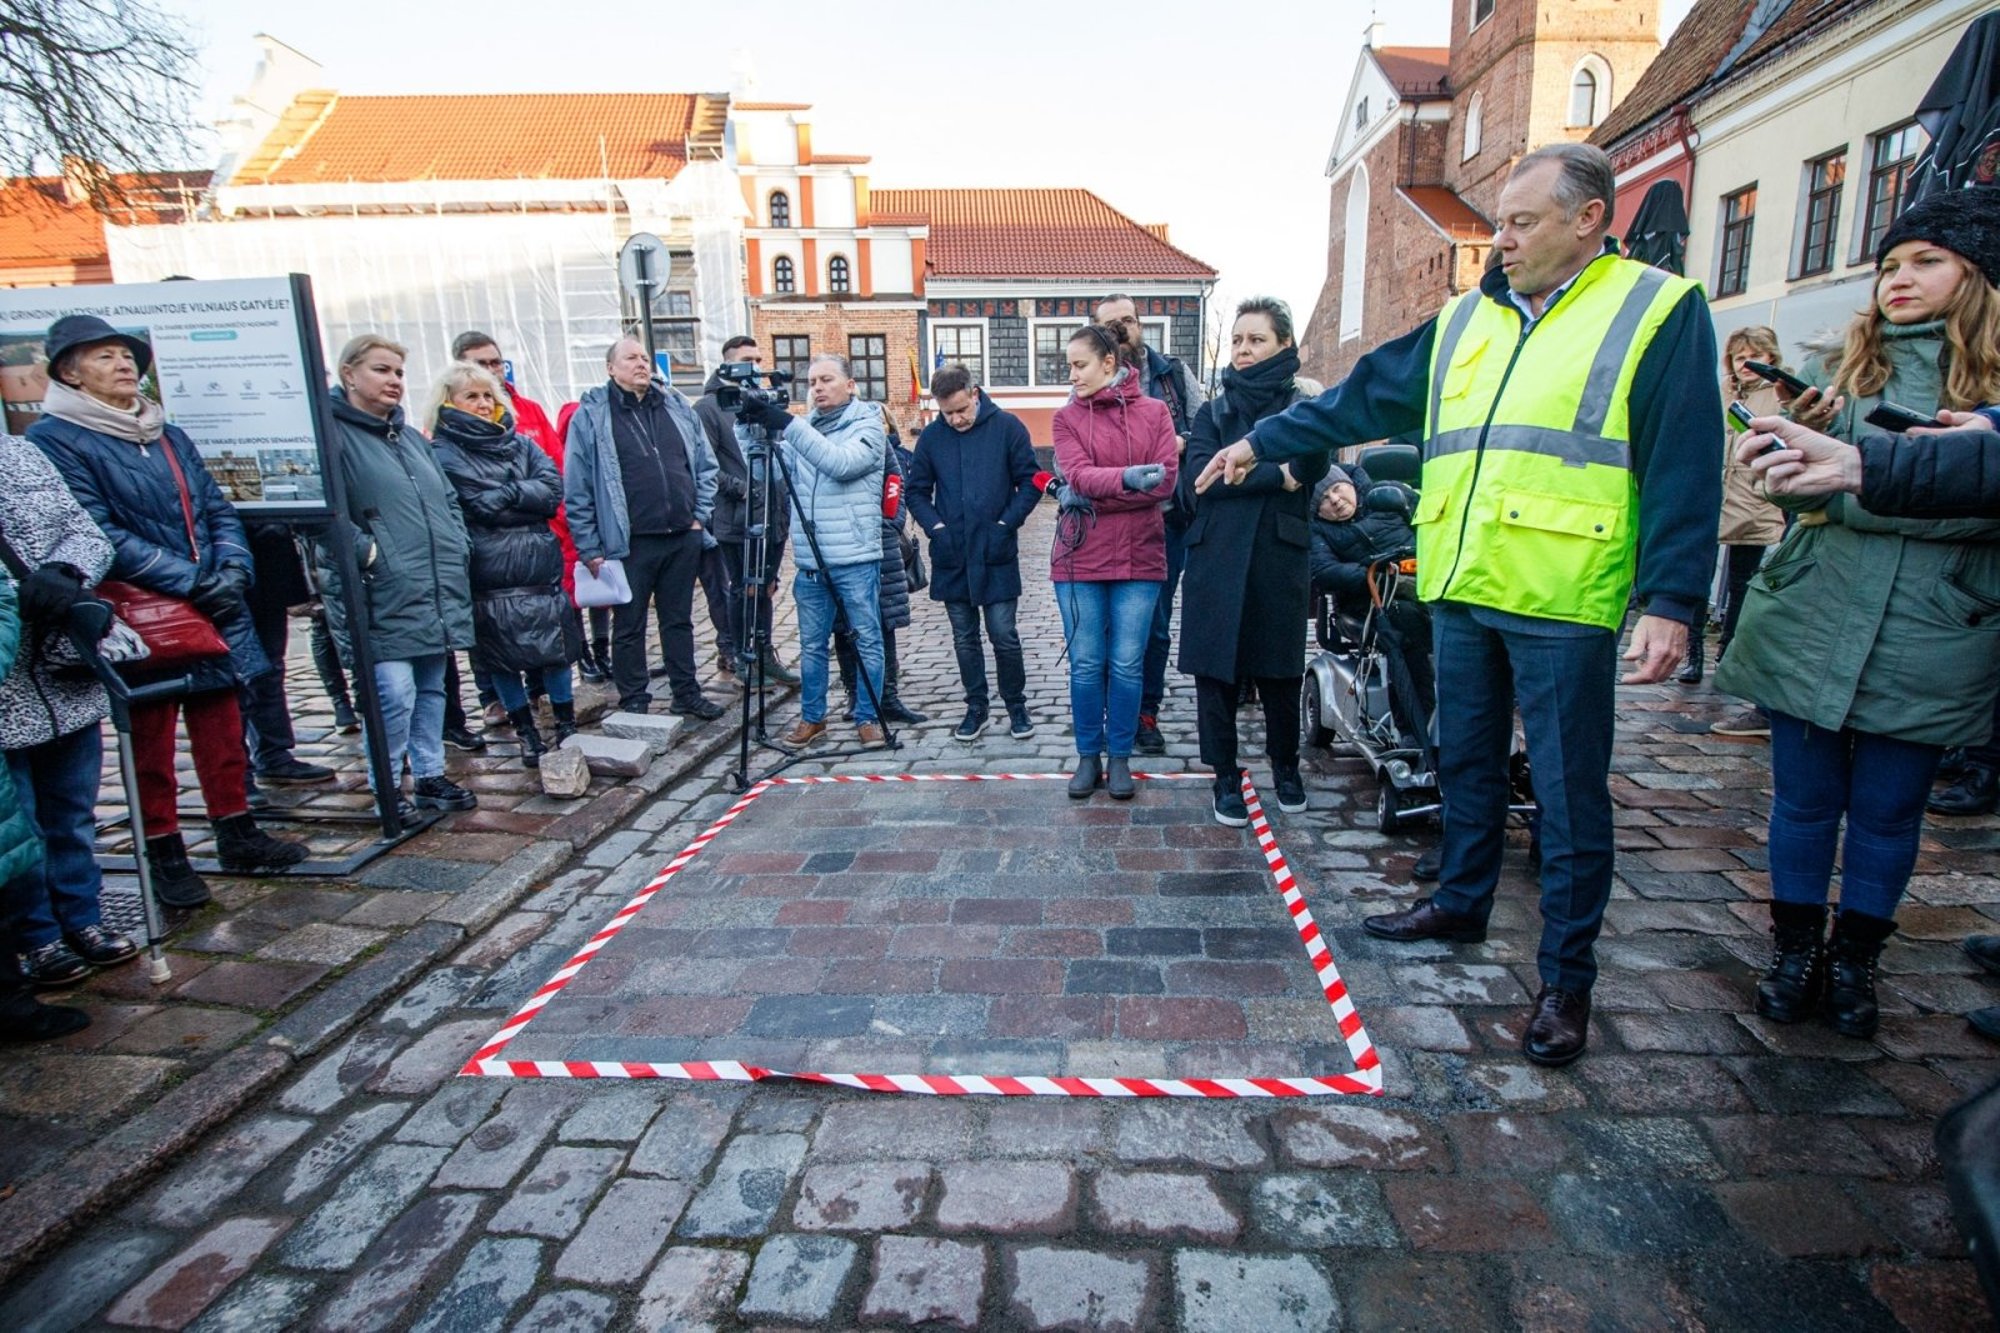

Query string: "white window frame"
[[930, 319, 989, 387], [1340, 163, 1370, 342], [1470, 0, 1495, 32], [1567, 55, 1612, 129], [1030, 319, 1073, 387], [1462, 90, 1484, 161]]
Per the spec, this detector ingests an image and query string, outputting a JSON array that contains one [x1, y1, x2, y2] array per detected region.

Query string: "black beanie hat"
[[1875, 188, 2000, 288]]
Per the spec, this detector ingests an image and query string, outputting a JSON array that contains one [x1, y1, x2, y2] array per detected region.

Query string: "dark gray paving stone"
[[738, 1233, 859, 1323], [677, 1132, 807, 1238], [409, 1237, 542, 1333]]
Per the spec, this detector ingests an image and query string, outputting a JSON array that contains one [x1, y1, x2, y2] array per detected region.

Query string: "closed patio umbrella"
[[1622, 179, 1690, 274], [1907, 10, 2000, 200]]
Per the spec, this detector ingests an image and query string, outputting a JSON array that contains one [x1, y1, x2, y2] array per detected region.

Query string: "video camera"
[[714, 361, 794, 417]]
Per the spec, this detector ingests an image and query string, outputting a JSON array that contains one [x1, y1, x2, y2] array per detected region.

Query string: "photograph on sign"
[[0, 277, 327, 512]]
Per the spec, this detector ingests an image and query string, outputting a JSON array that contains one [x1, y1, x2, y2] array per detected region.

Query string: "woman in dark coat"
[[1178, 297, 1329, 827], [28, 316, 305, 906], [425, 363, 577, 767], [318, 335, 478, 816]]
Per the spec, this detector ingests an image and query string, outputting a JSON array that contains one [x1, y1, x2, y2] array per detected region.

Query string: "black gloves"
[[18, 563, 83, 623], [190, 566, 251, 618], [746, 398, 796, 435]]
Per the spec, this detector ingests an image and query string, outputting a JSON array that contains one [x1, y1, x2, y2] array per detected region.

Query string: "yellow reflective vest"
[[1414, 254, 1700, 630]]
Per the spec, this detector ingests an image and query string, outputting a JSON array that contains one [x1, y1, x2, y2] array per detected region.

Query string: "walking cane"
[[66, 601, 190, 985]]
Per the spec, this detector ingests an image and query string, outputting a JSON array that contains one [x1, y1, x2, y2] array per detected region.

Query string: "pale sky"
[[178, 0, 1696, 337]]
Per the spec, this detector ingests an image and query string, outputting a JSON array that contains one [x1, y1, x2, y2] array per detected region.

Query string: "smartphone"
[[1741, 360, 1813, 397], [1729, 400, 1786, 456], [1865, 400, 1940, 432]]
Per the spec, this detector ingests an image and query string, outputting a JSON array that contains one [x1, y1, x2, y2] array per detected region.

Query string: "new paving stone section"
[[0, 507, 1995, 1329]]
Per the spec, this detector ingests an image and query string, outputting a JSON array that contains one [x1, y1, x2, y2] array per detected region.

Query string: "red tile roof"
[[1375, 45, 1451, 98], [1401, 186, 1492, 241], [0, 173, 207, 272], [869, 188, 1217, 280], [242, 93, 715, 184]]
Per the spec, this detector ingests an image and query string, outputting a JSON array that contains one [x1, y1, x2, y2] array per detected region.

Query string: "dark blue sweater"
[[1248, 262, 1722, 625]]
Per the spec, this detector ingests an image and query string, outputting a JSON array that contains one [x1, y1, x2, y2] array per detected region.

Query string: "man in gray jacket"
[[735, 354, 888, 748], [564, 336, 723, 719]]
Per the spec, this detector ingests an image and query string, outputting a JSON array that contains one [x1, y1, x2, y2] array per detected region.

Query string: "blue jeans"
[[4, 724, 106, 949], [1056, 580, 1160, 757], [492, 665, 574, 712], [946, 599, 1026, 714], [1768, 712, 1942, 920], [1429, 602, 1617, 994], [1140, 523, 1188, 715], [795, 562, 883, 724], [371, 653, 448, 787]]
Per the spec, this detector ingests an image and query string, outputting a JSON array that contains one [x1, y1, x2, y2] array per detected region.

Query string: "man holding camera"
[[733, 354, 890, 748], [906, 363, 1042, 743], [563, 335, 724, 720], [696, 336, 797, 687]]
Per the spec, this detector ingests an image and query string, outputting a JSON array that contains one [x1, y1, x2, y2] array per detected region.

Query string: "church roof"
[[1374, 45, 1451, 99]]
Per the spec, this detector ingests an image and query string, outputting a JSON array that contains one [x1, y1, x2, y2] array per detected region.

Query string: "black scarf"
[[1219, 347, 1300, 429]]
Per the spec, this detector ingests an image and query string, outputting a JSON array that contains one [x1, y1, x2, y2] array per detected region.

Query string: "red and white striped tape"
[[462, 771, 1384, 1097]]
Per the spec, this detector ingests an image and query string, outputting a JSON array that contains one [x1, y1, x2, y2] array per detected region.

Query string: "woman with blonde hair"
[[424, 362, 577, 767], [1716, 191, 2000, 1038], [317, 334, 478, 816]]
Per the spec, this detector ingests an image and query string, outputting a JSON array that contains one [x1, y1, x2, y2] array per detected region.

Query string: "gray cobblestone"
[[486, 1144, 625, 1238], [146, 1114, 313, 1226], [936, 1161, 1077, 1234], [511, 1290, 617, 1331], [792, 1160, 929, 1230], [558, 1086, 668, 1143], [184, 1273, 319, 1332], [1005, 1246, 1158, 1332], [811, 1098, 976, 1161], [677, 1132, 807, 1238], [738, 1233, 858, 1323], [633, 1245, 750, 1331], [861, 1235, 986, 1328], [1091, 1170, 1241, 1242], [396, 1078, 509, 1147], [434, 1086, 572, 1189], [410, 1236, 543, 1333], [281, 1102, 409, 1204], [554, 1177, 691, 1286], [628, 1097, 734, 1179], [280, 1143, 450, 1269], [1174, 1250, 1339, 1333], [1275, 1105, 1444, 1171], [277, 1028, 407, 1114], [1250, 1172, 1401, 1248], [311, 1191, 484, 1330], [0, 1231, 171, 1332], [1111, 1102, 1267, 1169]]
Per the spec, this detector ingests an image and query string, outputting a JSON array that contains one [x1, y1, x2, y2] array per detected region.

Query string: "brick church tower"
[[1302, 1, 1661, 385]]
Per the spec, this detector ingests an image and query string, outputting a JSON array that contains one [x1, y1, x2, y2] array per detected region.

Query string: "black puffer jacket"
[[1859, 422, 2000, 519], [1308, 467, 1417, 604], [430, 406, 571, 675], [876, 433, 912, 632]]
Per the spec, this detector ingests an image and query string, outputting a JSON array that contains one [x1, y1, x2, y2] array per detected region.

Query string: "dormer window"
[[1355, 98, 1370, 131]]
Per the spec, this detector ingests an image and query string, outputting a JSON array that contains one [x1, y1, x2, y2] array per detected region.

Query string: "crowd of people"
[[2, 144, 1997, 1068]]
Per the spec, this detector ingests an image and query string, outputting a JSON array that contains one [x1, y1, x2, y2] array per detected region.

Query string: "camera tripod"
[[729, 412, 899, 793]]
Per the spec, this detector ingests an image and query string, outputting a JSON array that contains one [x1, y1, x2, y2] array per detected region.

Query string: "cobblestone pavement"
[[2, 505, 1997, 1330]]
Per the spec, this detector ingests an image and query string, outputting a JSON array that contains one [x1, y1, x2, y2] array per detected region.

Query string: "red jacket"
[[515, 389, 578, 596], [1050, 369, 1178, 583]]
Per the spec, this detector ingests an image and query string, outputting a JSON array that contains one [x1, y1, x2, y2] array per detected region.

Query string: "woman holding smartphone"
[[1715, 191, 2000, 1038], [1704, 328, 1792, 720]]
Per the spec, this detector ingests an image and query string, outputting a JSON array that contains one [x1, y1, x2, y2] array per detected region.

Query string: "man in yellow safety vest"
[[1199, 143, 1722, 1066]]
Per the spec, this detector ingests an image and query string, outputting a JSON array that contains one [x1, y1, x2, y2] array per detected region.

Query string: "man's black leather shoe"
[[1361, 897, 1487, 943], [1929, 765, 2000, 816], [1523, 985, 1590, 1066]]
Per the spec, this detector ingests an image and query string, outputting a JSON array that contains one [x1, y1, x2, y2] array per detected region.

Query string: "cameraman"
[[735, 354, 890, 748], [696, 337, 797, 686]]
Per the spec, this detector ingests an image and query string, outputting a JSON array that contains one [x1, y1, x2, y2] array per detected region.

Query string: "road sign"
[[618, 233, 670, 297]]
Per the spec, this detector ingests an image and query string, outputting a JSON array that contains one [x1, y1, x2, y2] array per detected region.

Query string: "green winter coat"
[[1715, 320, 2000, 746], [0, 578, 48, 888]]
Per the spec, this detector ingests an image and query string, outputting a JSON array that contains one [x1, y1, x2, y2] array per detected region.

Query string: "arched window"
[[1340, 163, 1369, 341], [768, 190, 791, 228], [828, 255, 851, 294], [773, 255, 795, 294], [1568, 57, 1610, 128], [1463, 91, 1484, 161]]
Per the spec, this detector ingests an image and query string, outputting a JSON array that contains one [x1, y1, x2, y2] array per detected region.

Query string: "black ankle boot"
[[1824, 911, 1896, 1037], [144, 832, 212, 908], [585, 637, 612, 683], [214, 813, 309, 873], [551, 700, 578, 746], [1755, 901, 1827, 1024], [1928, 765, 1999, 816], [510, 707, 548, 768], [1676, 631, 1705, 684], [879, 689, 927, 725]]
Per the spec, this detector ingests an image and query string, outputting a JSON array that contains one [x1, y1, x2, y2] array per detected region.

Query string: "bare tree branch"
[[0, 0, 199, 209]]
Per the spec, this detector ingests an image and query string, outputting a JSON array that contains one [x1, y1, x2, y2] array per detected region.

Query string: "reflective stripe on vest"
[[1414, 256, 1696, 629]]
